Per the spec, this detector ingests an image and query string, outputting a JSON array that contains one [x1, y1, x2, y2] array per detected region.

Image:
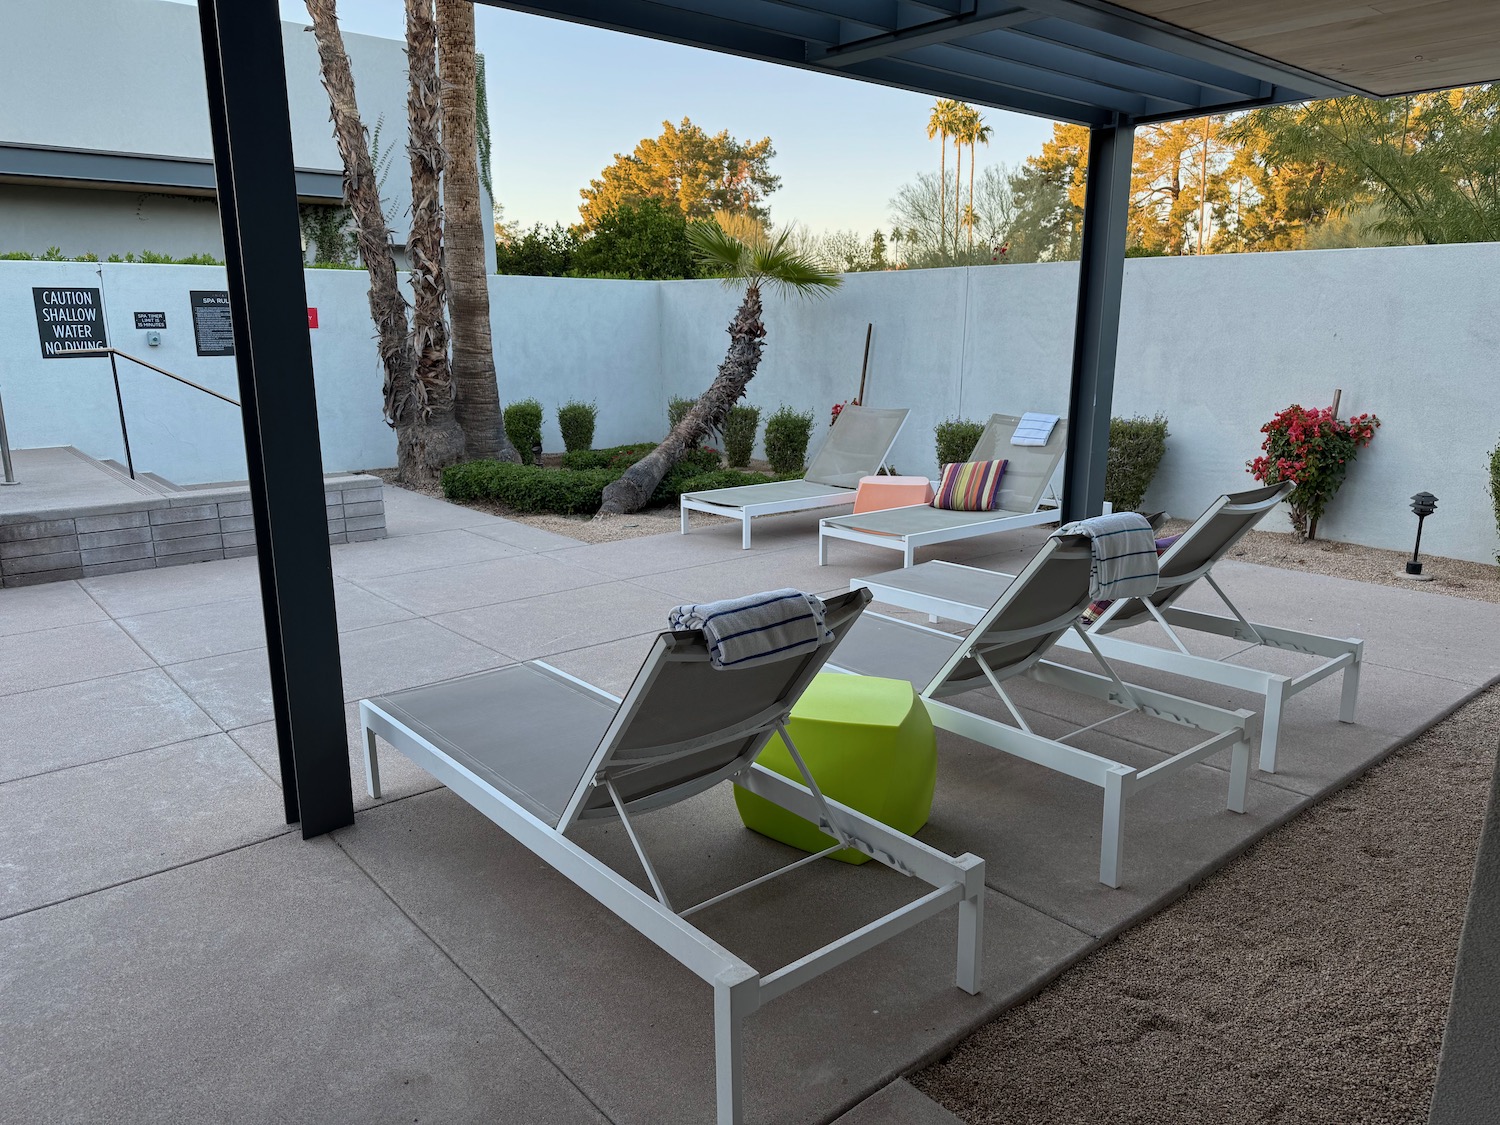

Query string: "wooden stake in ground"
[[856, 322, 873, 405], [1310, 387, 1343, 541]]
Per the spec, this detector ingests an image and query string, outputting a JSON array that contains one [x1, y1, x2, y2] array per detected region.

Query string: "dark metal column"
[[1061, 121, 1135, 522], [198, 0, 353, 837], [1429, 747, 1500, 1123]]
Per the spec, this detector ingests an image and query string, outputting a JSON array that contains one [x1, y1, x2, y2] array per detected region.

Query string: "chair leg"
[[363, 724, 382, 800], [904, 541, 915, 568], [741, 516, 752, 550], [1259, 678, 1286, 774], [956, 859, 985, 995], [818, 531, 828, 566], [1228, 738, 1251, 814], [714, 970, 757, 1125], [1339, 656, 1361, 724], [1100, 767, 1129, 888], [681, 501, 690, 536]]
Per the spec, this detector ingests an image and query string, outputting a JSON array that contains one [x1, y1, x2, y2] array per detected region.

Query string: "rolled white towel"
[[1011, 412, 1060, 446], [1055, 512, 1160, 601], [668, 588, 834, 671]]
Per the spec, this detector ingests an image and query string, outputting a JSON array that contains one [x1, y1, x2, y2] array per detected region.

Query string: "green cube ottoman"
[[734, 672, 937, 864]]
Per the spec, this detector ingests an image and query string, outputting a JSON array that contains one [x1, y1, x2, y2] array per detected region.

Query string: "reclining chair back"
[[967, 414, 1070, 516], [560, 588, 873, 829], [803, 406, 909, 488], [1095, 482, 1292, 630], [924, 533, 1095, 699]]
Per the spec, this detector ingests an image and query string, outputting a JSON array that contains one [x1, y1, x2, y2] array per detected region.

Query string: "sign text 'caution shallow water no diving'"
[[33, 287, 107, 359]]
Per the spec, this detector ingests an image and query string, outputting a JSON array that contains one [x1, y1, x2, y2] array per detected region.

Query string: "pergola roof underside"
[[482, 0, 1367, 126]]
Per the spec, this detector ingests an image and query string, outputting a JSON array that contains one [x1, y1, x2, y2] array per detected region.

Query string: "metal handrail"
[[72, 347, 240, 480], [0, 383, 16, 485]]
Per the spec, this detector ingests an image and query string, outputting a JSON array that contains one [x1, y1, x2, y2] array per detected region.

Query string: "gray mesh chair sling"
[[831, 535, 1254, 888], [818, 413, 1069, 568], [849, 484, 1361, 775], [679, 405, 909, 549], [359, 588, 984, 1125]]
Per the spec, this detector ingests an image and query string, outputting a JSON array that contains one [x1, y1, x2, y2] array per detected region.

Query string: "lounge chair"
[[850, 482, 1362, 775], [829, 530, 1254, 888], [818, 412, 1068, 568], [679, 405, 909, 549], [358, 587, 984, 1125]]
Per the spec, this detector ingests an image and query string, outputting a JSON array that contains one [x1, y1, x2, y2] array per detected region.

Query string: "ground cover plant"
[[934, 418, 985, 466], [1249, 404, 1380, 539], [1105, 414, 1169, 511]]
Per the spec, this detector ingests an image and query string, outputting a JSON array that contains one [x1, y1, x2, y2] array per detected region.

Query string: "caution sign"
[[190, 290, 236, 357], [33, 287, 108, 359]]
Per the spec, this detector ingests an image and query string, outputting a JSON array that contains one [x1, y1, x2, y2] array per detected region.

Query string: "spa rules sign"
[[33, 287, 108, 359]]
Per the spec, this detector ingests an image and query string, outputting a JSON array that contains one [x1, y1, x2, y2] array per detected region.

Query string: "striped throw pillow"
[[932, 458, 1007, 511]]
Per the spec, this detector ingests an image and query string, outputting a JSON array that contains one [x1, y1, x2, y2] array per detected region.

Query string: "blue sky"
[[270, 1, 1057, 236]]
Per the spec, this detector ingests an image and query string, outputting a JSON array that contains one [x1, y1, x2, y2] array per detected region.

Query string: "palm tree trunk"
[[953, 141, 963, 257], [401, 0, 466, 482], [600, 285, 764, 514], [305, 0, 414, 435], [939, 136, 947, 251], [968, 142, 976, 254], [436, 0, 518, 463]]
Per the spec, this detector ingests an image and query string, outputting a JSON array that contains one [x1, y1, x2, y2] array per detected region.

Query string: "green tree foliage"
[[571, 198, 698, 279], [578, 118, 780, 230], [495, 223, 578, 275]]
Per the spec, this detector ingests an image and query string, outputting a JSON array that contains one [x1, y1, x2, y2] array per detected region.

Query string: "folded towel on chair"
[[668, 589, 834, 671], [1055, 512, 1160, 601], [1011, 412, 1060, 446]]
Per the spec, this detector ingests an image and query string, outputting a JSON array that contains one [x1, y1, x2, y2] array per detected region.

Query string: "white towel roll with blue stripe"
[[668, 589, 834, 671]]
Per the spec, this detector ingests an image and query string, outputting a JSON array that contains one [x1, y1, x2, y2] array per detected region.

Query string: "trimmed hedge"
[[723, 405, 761, 468], [1104, 414, 1170, 512], [557, 400, 597, 453], [764, 406, 815, 475], [504, 399, 544, 463], [444, 445, 726, 514], [934, 418, 985, 467]]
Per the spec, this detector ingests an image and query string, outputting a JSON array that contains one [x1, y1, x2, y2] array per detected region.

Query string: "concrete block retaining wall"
[[0, 473, 383, 588]]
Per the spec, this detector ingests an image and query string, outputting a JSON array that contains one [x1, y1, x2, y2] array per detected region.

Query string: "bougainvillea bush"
[[1248, 404, 1380, 539]]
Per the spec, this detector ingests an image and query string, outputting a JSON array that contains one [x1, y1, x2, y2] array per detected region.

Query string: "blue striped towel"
[[1011, 412, 1059, 446], [668, 589, 834, 671], [1055, 512, 1160, 601]]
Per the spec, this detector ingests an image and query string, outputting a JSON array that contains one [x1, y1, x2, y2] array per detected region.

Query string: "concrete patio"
[[4, 484, 1498, 1124]]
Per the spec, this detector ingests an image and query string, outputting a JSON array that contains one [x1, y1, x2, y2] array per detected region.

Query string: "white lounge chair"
[[818, 412, 1068, 568], [830, 530, 1254, 888], [680, 405, 909, 549], [358, 587, 983, 1125], [851, 483, 1362, 775]]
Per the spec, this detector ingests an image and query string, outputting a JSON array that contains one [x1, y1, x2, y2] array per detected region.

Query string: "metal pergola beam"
[[814, 3, 1034, 67], [1061, 121, 1134, 522], [197, 0, 353, 839]]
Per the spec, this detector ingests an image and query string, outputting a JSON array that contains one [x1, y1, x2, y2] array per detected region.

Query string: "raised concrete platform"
[[0, 447, 384, 587]]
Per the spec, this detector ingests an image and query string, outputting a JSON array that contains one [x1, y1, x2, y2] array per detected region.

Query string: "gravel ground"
[[379, 470, 1499, 1121]]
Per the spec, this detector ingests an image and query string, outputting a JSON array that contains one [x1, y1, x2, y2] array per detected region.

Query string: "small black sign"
[[33, 287, 108, 359], [134, 311, 167, 330], [190, 290, 235, 357]]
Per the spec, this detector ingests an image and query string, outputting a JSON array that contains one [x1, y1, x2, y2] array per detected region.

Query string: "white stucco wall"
[[1, 242, 1496, 562]]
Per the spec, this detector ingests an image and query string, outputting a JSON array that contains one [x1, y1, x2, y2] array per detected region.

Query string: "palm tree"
[[927, 101, 955, 253], [400, 0, 466, 481], [436, 0, 519, 462], [599, 224, 840, 514], [966, 112, 993, 256]]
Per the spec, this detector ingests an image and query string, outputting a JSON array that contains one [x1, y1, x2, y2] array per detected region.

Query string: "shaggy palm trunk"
[[401, 0, 466, 482], [437, 0, 518, 463], [599, 285, 765, 514], [305, 0, 415, 434]]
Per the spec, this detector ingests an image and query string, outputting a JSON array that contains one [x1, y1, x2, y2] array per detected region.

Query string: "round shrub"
[[504, 399, 544, 464], [764, 406, 815, 476], [934, 418, 985, 467], [1104, 414, 1171, 512], [723, 405, 761, 468], [557, 400, 598, 453]]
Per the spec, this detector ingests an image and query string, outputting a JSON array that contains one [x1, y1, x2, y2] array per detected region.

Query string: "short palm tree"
[[599, 223, 841, 514]]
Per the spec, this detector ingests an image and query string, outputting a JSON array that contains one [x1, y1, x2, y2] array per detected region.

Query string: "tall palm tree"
[[927, 101, 954, 252], [967, 112, 993, 256], [436, 0, 519, 463], [400, 0, 466, 480], [599, 224, 840, 514]]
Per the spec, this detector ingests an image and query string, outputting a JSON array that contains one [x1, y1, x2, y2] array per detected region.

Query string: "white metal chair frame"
[[359, 591, 983, 1125], [839, 536, 1253, 888], [679, 405, 908, 549], [817, 413, 1068, 568]]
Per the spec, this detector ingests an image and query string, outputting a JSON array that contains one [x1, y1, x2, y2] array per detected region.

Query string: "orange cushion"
[[852, 476, 936, 514], [932, 459, 1007, 511]]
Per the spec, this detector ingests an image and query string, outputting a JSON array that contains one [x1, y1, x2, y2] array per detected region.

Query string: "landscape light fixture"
[[531, 437, 543, 466], [1404, 491, 1438, 580]]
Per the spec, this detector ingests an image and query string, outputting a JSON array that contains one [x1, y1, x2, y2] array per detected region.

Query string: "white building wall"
[[0, 242, 1496, 562]]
